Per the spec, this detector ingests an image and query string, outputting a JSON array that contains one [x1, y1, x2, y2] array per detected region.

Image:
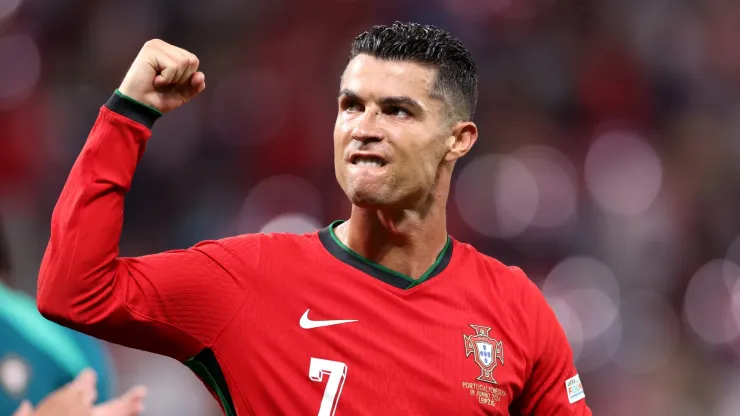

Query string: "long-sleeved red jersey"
[[37, 93, 592, 415]]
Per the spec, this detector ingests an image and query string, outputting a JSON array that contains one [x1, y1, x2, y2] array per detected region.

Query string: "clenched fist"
[[118, 39, 206, 114]]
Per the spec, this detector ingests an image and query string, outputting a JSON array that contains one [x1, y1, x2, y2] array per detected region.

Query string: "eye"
[[387, 106, 411, 118], [341, 99, 364, 113]]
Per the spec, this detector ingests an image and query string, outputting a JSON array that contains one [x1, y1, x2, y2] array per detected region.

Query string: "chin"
[[345, 186, 396, 209], [348, 193, 390, 209]]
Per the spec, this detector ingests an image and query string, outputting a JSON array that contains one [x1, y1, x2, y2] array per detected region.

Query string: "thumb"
[[154, 64, 181, 87], [12, 400, 33, 416], [153, 73, 171, 87]]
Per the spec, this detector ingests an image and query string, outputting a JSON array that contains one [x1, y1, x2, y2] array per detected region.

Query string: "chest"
[[220, 266, 532, 416]]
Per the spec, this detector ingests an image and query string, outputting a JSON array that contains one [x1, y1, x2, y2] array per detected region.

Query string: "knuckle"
[[144, 38, 161, 48]]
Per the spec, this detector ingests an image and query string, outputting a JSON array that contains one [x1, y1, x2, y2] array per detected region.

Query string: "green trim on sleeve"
[[114, 89, 163, 116], [105, 90, 162, 129]]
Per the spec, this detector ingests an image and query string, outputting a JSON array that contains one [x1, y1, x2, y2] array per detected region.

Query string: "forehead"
[[340, 55, 437, 101]]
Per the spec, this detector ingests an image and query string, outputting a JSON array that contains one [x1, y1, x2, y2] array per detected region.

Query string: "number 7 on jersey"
[[309, 358, 348, 416]]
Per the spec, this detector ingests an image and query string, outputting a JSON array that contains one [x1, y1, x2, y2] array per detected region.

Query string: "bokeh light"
[[237, 175, 323, 233], [730, 281, 740, 358], [718, 374, 740, 416], [684, 259, 740, 344], [585, 130, 663, 216], [542, 256, 620, 306], [0, 0, 22, 24], [455, 153, 539, 238], [513, 145, 578, 230], [547, 296, 584, 360], [573, 314, 622, 373], [727, 235, 740, 263], [260, 213, 322, 234], [542, 256, 622, 371]]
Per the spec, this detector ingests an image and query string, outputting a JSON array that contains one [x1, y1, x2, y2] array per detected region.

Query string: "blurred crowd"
[[2, 0, 740, 414]]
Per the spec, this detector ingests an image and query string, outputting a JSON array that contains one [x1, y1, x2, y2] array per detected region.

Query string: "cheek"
[[333, 123, 349, 183], [333, 125, 345, 154], [415, 140, 445, 180], [334, 117, 353, 146]]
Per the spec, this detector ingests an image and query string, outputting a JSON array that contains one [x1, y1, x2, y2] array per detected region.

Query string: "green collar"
[[318, 220, 453, 290]]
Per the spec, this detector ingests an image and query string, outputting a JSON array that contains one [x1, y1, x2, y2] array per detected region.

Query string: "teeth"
[[354, 157, 384, 167], [357, 160, 382, 167]]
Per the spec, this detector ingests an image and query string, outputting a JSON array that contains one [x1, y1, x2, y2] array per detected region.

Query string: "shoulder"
[[192, 231, 321, 267], [453, 240, 557, 354], [452, 239, 540, 297], [452, 239, 552, 338], [211, 230, 319, 252]]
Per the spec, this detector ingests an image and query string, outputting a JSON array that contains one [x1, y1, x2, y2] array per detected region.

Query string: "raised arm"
[[37, 40, 258, 361]]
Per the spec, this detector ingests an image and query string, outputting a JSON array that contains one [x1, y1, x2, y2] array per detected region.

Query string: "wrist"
[[114, 89, 163, 116], [106, 90, 162, 129]]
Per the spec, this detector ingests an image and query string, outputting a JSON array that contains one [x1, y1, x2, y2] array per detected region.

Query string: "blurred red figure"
[[37, 23, 591, 415]]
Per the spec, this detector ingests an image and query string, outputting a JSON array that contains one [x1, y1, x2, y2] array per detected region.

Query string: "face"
[[334, 55, 455, 209]]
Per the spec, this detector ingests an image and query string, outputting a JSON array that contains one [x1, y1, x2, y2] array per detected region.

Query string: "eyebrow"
[[338, 89, 424, 113]]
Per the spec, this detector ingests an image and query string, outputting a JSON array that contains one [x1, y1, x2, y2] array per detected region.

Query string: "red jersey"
[[37, 93, 592, 416]]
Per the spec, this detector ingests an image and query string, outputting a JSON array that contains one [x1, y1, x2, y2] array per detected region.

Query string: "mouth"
[[350, 154, 387, 168]]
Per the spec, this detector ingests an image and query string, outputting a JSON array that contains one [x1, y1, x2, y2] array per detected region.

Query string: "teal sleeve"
[[67, 330, 117, 402]]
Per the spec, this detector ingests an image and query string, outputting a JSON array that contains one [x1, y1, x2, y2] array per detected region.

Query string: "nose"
[[351, 110, 384, 144]]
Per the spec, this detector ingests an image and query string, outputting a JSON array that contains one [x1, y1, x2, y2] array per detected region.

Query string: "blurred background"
[[1, 0, 740, 414]]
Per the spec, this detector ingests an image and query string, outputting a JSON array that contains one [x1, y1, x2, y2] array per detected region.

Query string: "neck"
[[336, 196, 449, 280]]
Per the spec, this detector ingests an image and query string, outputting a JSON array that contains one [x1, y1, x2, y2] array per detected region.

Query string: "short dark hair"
[[348, 21, 478, 122]]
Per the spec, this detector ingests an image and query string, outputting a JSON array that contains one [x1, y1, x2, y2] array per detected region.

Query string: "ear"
[[444, 121, 478, 162]]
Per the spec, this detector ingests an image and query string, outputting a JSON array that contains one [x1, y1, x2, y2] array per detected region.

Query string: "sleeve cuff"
[[105, 90, 163, 129]]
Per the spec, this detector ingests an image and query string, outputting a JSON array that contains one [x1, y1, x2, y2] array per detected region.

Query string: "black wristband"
[[104, 90, 162, 129]]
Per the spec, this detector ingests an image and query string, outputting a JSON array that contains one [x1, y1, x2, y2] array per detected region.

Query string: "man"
[[0, 219, 147, 415], [37, 22, 591, 415]]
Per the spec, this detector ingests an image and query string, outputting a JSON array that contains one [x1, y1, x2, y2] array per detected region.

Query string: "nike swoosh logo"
[[299, 309, 358, 329]]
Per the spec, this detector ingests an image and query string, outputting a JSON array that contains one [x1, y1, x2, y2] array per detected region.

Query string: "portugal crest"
[[463, 325, 504, 384]]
